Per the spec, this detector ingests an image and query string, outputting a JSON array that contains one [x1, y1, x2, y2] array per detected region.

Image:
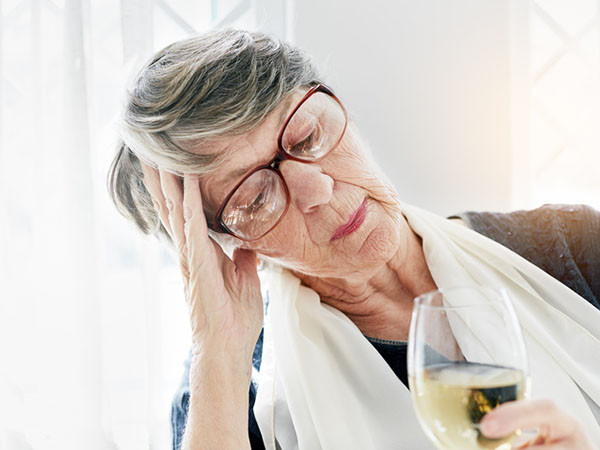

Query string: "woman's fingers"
[[159, 169, 190, 285], [140, 162, 173, 237], [480, 399, 584, 444], [182, 173, 211, 260], [182, 174, 228, 292], [182, 173, 217, 274], [159, 169, 185, 246]]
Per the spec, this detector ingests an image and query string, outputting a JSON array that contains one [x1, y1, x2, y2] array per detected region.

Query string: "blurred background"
[[0, 0, 599, 449]]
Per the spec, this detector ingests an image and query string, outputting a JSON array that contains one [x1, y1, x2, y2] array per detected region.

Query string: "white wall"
[[289, 0, 512, 216]]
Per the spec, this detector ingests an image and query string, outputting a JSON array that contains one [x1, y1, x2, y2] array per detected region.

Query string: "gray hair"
[[107, 29, 322, 243]]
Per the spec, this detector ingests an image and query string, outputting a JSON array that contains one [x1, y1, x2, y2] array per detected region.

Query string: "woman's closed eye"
[[288, 125, 322, 156], [247, 192, 265, 212], [290, 129, 317, 153]]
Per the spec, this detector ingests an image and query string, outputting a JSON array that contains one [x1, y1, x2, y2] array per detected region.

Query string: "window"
[[511, 0, 600, 210]]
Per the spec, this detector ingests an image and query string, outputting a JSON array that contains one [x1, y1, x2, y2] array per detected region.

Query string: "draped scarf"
[[254, 203, 600, 449]]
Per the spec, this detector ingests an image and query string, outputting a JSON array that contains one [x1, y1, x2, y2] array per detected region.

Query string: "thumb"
[[232, 248, 259, 279]]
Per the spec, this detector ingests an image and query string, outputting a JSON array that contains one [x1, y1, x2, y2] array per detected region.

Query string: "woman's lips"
[[330, 198, 368, 242]]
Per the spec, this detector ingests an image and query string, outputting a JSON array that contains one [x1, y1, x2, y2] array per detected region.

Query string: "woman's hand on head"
[[140, 162, 264, 361], [480, 399, 596, 449]]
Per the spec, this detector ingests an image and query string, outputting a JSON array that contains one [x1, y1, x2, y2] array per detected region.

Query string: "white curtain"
[[0, 1, 263, 449]]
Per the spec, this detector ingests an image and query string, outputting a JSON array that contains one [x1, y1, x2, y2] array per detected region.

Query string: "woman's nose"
[[279, 160, 334, 213]]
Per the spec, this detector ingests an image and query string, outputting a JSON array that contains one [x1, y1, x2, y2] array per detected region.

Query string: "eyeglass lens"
[[281, 92, 346, 161], [221, 169, 287, 240], [220, 91, 346, 240]]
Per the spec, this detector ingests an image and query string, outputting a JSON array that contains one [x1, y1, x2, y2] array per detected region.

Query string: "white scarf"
[[254, 203, 600, 449]]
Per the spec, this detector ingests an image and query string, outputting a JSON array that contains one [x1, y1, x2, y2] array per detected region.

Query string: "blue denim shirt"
[[171, 204, 600, 449]]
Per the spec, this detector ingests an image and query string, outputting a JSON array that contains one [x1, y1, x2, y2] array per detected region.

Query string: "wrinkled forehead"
[[190, 87, 304, 160]]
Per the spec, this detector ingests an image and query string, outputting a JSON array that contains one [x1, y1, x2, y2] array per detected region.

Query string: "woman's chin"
[[325, 207, 401, 274]]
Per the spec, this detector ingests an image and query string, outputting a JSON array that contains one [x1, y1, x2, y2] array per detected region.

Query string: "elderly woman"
[[108, 30, 600, 449]]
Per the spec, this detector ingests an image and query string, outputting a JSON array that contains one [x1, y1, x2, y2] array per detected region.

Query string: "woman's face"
[[198, 88, 404, 279]]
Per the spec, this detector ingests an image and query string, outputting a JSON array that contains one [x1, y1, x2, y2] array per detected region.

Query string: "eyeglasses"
[[207, 84, 348, 241]]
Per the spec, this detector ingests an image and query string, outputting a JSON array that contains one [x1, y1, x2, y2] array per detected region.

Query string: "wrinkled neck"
[[296, 219, 437, 341]]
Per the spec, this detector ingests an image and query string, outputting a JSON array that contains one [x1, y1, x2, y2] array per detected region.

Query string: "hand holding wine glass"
[[408, 286, 530, 450], [407, 286, 597, 449]]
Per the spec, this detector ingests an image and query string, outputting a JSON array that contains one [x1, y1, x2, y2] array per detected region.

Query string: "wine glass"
[[407, 286, 530, 450]]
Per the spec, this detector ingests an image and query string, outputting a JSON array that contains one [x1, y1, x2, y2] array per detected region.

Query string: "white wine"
[[409, 362, 527, 450]]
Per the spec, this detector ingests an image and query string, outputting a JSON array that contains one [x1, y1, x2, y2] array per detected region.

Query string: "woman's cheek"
[[259, 218, 304, 257], [330, 151, 380, 188], [359, 216, 400, 262]]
